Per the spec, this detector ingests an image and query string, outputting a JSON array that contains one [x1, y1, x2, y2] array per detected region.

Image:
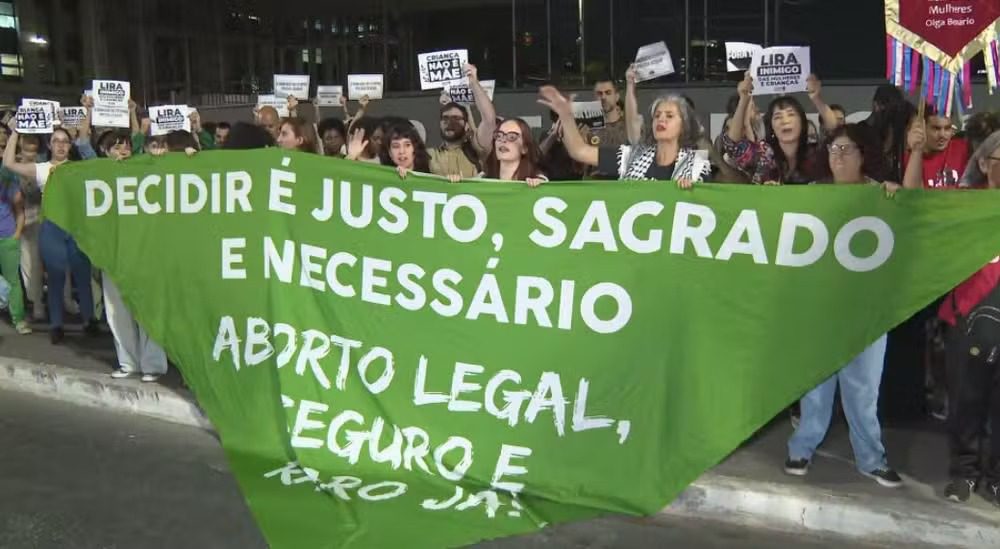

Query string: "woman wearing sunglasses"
[[784, 123, 903, 488], [481, 118, 546, 187], [537, 85, 711, 187]]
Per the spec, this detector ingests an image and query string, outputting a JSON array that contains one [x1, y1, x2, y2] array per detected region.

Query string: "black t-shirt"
[[597, 146, 675, 180]]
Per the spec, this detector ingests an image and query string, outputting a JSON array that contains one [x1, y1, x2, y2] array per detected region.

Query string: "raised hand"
[[907, 121, 926, 152], [346, 129, 369, 160], [738, 72, 754, 98], [465, 63, 479, 82], [537, 86, 573, 117], [806, 74, 822, 101], [625, 63, 638, 85]]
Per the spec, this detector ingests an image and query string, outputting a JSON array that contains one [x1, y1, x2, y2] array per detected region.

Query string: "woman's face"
[[980, 144, 1000, 189], [366, 127, 384, 157], [277, 123, 303, 151], [828, 135, 864, 183], [49, 132, 72, 162], [494, 120, 525, 162], [652, 101, 683, 143], [108, 141, 132, 161], [148, 140, 168, 156], [771, 106, 803, 145], [390, 138, 415, 169], [323, 129, 345, 156]]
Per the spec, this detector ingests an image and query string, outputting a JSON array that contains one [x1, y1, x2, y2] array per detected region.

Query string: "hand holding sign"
[[738, 72, 754, 98], [907, 121, 926, 152], [465, 63, 478, 82]]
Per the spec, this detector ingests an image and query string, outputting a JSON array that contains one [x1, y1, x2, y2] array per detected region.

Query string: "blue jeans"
[[788, 334, 889, 473], [39, 220, 94, 329]]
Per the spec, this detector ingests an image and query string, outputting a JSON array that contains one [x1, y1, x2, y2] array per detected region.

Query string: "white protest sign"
[[749, 46, 810, 95], [59, 107, 87, 129], [445, 80, 495, 105], [633, 41, 674, 82], [149, 104, 191, 136], [91, 80, 131, 128], [256, 94, 289, 117], [725, 42, 762, 73], [274, 74, 311, 100], [15, 106, 54, 134], [521, 115, 543, 129], [316, 85, 344, 106], [20, 99, 59, 127], [417, 49, 469, 90], [347, 74, 384, 100], [572, 101, 605, 130]]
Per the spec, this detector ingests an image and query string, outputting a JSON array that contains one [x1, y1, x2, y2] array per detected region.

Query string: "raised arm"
[[129, 99, 140, 135], [903, 119, 926, 190], [624, 64, 643, 145], [728, 73, 754, 142], [2, 131, 36, 181], [537, 86, 598, 167], [466, 64, 497, 152], [78, 94, 93, 142], [807, 74, 838, 132]]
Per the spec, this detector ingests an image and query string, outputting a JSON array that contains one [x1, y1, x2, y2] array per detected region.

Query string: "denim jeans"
[[39, 220, 94, 328], [788, 334, 890, 473]]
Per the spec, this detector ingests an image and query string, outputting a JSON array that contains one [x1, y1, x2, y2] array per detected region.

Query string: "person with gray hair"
[[537, 86, 712, 186], [960, 130, 1000, 188]]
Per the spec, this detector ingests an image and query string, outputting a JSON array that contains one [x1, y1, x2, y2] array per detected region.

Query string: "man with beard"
[[429, 64, 497, 178], [903, 110, 971, 189], [591, 77, 627, 149]]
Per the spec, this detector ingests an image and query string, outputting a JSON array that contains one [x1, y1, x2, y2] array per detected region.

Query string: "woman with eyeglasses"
[[3, 127, 99, 344], [481, 118, 546, 187], [783, 123, 903, 488], [537, 85, 711, 187]]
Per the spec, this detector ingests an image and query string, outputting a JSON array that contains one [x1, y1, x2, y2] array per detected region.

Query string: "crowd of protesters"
[[2, 60, 1000, 508]]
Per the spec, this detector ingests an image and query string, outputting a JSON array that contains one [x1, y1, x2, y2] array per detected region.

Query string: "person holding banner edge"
[[538, 85, 711, 185]]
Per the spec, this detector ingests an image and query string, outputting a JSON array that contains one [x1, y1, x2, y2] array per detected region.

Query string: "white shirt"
[[35, 162, 53, 191]]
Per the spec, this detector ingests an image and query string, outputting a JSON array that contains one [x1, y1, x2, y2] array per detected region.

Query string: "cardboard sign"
[[417, 49, 469, 90], [92, 80, 131, 128], [316, 86, 344, 107], [19, 99, 59, 128], [347, 74, 384, 100], [149, 104, 191, 136], [15, 106, 54, 134], [445, 80, 495, 105], [633, 42, 675, 82], [572, 101, 605, 130], [749, 46, 811, 95], [256, 95, 289, 118], [725, 42, 763, 72], [60, 107, 87, 129], [274, 74, 311, 100]]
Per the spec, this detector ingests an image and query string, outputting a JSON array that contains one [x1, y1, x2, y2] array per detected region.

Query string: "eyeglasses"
[[51, 139, 71, 146], [441, 115, 466, 123], [827, 143, 859, 156], [494, 131, 522, 143]]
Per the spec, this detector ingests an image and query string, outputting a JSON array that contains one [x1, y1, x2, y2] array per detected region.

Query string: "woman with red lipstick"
[[537, 86, 711, 187], [722, 72, 839, 185], [482, 118, 546, 187]]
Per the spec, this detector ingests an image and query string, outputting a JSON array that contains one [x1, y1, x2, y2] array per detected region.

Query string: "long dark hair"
[[764, 96, 810, 180], [50, 127, 81, 161], [816, 123, 884, 182], [280, 117, 317, 153], [379, 123, 431, 173], [867, 85, 914, 182], [484, 118, 543, 181]]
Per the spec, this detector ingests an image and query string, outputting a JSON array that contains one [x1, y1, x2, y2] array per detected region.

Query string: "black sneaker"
[[50, 327, 64, 345], [945, 478, 976, 503], [862, 468, 903, 488], [784, 458, 809, 476]]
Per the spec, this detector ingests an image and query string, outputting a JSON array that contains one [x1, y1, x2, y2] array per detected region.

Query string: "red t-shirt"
[[939, 258, 1000, 326], [903, 138, 970, 188]]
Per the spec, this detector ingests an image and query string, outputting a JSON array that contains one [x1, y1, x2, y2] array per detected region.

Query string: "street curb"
[[664, 473, 1000, 548], [3, 357, 998, 547], [0, 356, 213, 431]]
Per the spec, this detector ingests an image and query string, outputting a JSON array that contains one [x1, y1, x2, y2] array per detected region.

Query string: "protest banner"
[[44, 151, 1000, 548], [59, 106, 87, 129], [316, 86, 344, 107], [274, 74, 311, 100], [348, 74, 385, 100], [15, 106, 54, 134], [418, 49, 469, 90], [18, 98, 58, 129], [572, 101, 605, 130], [446, 80, 495, 105], [256, 94, 289, 117], [91, 80, 131, 128], [633, 41, 675, 82], [725, 42, 763, 72], [149, 105, 191, 136], [749, 46, 811, 95]]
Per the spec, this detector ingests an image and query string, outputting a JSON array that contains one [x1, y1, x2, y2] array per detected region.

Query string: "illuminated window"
[[301, 48, 308, 63], [0, 15, 15, 29], [315, 48, 322, 64], [1, 65, 21, 77]]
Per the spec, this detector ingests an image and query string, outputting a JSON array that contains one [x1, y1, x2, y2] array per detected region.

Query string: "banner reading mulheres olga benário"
[[44, 150, 1000, 548]]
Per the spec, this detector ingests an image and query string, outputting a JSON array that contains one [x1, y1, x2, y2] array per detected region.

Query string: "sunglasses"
[[493, 131, 522, 143]]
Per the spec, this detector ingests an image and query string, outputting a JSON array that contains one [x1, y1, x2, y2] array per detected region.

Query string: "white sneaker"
[[15, 321, 32, 335], [64, 300, 80, 316], [141, 374, 162, 383], [110, 369, 134, 379]]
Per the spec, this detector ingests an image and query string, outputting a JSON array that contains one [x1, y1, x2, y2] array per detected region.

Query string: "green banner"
[[44, 150, 1000, 548]]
